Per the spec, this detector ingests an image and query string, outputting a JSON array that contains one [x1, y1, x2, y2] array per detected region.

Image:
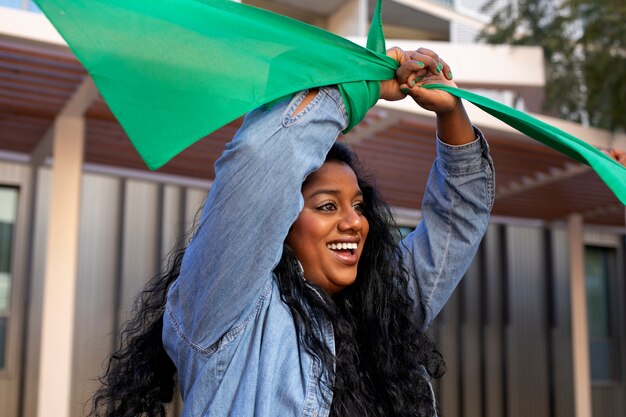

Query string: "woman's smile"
[[286, 160, 369, 294], [326, 240, 360, 265]]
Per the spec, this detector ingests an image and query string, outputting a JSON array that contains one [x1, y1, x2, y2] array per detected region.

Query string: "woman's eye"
[[354, 202, 365, 213], [317, 202, 336, 211]]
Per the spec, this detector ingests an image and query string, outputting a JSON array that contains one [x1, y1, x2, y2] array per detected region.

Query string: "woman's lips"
[[327, 247, 359, 266]]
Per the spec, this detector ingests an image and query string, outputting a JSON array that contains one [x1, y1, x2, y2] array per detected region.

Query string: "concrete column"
[[327, 0, 367, 37], [36, 115, 85, 417], [568, 213, 593, 417]]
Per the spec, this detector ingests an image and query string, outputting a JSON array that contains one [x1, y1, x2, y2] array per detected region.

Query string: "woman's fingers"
[[387, 46, 455, 101], [395, 61, 427, 88], [410, 48, 453, 80]]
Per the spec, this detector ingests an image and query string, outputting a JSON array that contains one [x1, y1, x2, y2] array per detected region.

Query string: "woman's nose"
[[338, 208, 362, 232]]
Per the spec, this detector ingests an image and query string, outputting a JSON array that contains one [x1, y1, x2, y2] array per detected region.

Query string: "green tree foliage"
[[480, 0, 626, 132]]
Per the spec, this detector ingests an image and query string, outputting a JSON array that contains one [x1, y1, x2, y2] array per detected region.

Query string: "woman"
[[91, 47, 494, 417]]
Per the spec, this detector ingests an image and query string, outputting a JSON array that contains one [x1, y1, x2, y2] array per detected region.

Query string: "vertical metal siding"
[[483, 225, 505, 417], [505, 226, 550, 417], [460, 256, 483, 417], [437, 281, 462, 417], [549, 228, 575, 417], [118, 180, 161, 325], [21, 168, 52, 417], [70, 173, 122, 417], [4, 156, 625, 417]]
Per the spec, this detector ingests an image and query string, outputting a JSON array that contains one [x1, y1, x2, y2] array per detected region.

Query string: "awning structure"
[[1, 38, 624, 227]]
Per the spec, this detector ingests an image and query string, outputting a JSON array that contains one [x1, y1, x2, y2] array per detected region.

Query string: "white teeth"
[[327, 242, 358, 250]]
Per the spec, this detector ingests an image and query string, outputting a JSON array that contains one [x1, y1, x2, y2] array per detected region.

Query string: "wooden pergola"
[[1, 38, 623, 225]]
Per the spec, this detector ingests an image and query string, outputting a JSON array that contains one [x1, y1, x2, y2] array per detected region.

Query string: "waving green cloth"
[[34, 0, 626, 204]]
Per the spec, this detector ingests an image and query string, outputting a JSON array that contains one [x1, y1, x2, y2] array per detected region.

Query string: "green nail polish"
[[417, 61, 424, 67], [411, 79, 416, 87], [416, 76, 423, 82], [436, 62, 442, 74], [401, 88, 410, 94], [448, 71, 453, 79]]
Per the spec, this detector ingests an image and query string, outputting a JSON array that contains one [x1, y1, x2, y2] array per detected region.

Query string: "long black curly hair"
[[89, 141, 445, 417]]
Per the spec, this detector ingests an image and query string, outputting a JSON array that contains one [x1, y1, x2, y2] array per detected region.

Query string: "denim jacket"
[[163, 87, 494, 417]]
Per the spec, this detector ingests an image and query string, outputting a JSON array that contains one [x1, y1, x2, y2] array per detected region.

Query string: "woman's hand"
[[395, 48, 475, 145], [395, 48, 458, 114], [379, 47, 410, 101], [380, 47, 474, 144], [606, 148, 626, 166], [380, 47, 450, 102]]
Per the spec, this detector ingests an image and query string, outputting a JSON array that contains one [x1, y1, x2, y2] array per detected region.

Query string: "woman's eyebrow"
[[306, 189, 363, 199]]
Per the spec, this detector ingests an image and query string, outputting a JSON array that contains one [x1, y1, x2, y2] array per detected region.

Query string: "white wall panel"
[[22, 168, 52, 417], [70, 173, 122, 417], [119, 180, 161, 325]]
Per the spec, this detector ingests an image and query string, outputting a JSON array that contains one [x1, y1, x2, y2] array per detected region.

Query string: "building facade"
[[0, 1, 624, 416]]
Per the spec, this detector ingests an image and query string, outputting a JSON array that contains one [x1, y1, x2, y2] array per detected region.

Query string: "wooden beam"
[[58, 76, 98, 117], [30, 128, 52, 167], [567, 214, 593, 417], [582, 203, 625, 221], [342, 107, 403, 145], [30, 76, 97, 166], [496, 162, 590, 200]]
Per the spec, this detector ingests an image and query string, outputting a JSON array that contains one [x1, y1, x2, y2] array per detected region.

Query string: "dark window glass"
[[585, 246, 622, 382], [585, 248, 610, 338], [0, 317, 5, 369], [0, 186, 18, 370]]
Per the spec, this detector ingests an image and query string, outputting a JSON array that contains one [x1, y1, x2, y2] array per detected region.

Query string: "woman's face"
[[286, 161, 369, 295]]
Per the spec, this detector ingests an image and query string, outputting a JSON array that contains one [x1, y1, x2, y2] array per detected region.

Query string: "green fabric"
[[34, 0, 626, 204], [424, 84, 626, 204], [35, 0, 396, 169]]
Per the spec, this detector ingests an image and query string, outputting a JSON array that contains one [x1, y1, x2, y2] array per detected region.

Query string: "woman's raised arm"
[[165, 88, 348, 350], [396, 49, 495, 328]]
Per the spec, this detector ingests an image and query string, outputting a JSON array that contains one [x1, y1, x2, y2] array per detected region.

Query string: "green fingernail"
[[411, 79, 416, 87], [401, 88, 410, 94], [416, 76, 423, 82], [448, 71, 453, 79], [436, 62, 442, 73], [417, 61, 424, 67]]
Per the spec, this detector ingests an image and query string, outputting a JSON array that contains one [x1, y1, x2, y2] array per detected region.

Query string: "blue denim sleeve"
[[168, 87, 348, 349], [400, 128, 494, 329]]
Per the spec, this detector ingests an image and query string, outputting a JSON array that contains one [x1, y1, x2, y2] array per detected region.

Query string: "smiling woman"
[[286, 160, 369, 294], [90, 47, 494, 417]]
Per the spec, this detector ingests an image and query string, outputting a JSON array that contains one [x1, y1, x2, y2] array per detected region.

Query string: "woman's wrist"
[[436, 99, 475, 146]]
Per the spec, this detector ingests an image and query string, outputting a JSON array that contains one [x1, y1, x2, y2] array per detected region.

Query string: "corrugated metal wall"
[[1, 160, 624, 417], [434, 224, 625, 417], [18, 166, 207, 417]]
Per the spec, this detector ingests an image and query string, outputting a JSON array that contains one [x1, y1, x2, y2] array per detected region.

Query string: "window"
[[585, 246, 623, 382], [0, 186, 18, 370], [0, 0, 40, 12]]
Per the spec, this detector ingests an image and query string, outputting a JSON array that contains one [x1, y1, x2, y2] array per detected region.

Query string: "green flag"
[[34, 0, 626, 204], [425, 85, 626, 204]]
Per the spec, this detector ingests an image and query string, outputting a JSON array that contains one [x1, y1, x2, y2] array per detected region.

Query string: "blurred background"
[[0, 0, 624, 416]]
